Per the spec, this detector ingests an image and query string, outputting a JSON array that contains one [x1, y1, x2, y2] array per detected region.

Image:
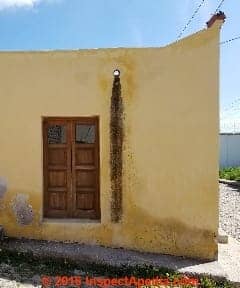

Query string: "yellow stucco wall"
[[0, 22, 221, 260]]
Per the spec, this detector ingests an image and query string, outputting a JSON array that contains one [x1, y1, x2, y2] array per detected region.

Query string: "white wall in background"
[[220, 134, 240, 168]]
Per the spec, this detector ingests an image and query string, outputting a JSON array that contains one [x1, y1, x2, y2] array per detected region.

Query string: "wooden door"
[[43, 117, 100, 219], [43, 119, 72, 218], [71, 118, 100, 219]]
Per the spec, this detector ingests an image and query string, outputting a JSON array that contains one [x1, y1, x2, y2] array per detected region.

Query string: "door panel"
[[43, 120, 72, 218], [48, 170, 67, 188], [75, 148, 95, 165], [76, 170, 96, 187], [48, 148, 68, 166], [43, 117, 100, 219], [76, 192, 94, 210], [72, 119, 100, 219], [49, 192, 67, 210]]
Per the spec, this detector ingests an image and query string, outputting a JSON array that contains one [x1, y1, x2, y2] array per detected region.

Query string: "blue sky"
[[0, 0, 239, 132]]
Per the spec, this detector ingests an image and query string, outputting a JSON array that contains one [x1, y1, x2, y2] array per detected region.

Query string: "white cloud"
[[0, 0, 57, 10]]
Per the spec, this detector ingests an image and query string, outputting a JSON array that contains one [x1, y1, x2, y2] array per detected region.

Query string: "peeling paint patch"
[[12, 194, 34, 225], [110, 70, 123, 223], [0, 202, 5, 210], [0, 177, 7, 198]]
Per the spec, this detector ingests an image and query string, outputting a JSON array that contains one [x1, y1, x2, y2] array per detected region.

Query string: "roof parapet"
[[206, 11, 226, 28]]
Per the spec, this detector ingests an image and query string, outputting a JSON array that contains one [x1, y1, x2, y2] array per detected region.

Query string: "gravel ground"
[[219, 183, 240, 242], [0, 262, 41, 287], [0, 262, 98, 288]]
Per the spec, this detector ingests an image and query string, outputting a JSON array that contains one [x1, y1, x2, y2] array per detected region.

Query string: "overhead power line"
[[176, 0, 238, 47], [177, 0, 206, 40], [214, 0, 226, 13], [221, 35, 240, 45]]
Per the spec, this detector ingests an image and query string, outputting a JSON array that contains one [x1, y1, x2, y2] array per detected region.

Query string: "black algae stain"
[[110, 72, 123, 222]]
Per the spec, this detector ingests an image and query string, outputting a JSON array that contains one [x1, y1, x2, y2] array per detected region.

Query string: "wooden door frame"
[[42, 116, 100, 219]]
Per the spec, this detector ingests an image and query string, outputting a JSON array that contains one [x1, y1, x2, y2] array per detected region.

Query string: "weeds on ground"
[[219, 167, 240, 181]]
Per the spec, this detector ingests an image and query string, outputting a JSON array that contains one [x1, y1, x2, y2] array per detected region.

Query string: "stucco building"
[[0, 15, 224, 260]]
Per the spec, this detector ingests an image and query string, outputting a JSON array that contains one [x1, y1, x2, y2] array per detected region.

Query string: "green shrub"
[[219, 167, 240, 181]]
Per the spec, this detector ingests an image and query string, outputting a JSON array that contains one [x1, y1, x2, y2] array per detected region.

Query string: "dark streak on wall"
[[110, 71, 123, 222]]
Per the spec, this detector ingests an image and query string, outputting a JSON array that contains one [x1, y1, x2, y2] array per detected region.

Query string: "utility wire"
[[221, 35, 240, 45], [177, 0, 206, 40], [212, 0, 240, 46], [214, 0, 226, 13]]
